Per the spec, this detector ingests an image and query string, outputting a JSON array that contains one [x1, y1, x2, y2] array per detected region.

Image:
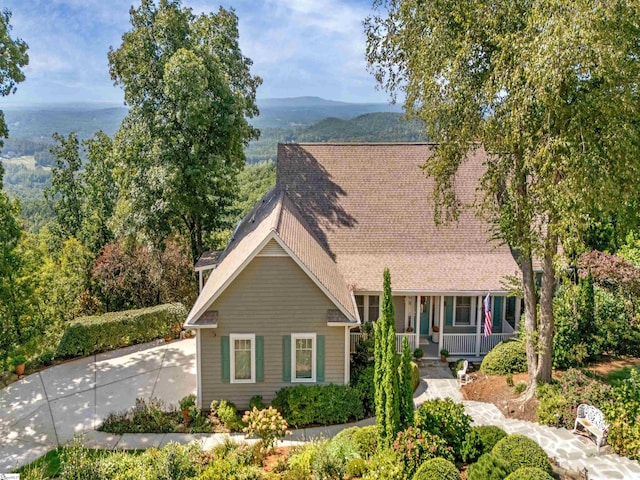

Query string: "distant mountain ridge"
[[1, 98, 422, 204]]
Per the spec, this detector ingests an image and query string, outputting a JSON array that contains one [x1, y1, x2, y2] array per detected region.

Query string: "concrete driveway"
[[0, 338, 196, 472]]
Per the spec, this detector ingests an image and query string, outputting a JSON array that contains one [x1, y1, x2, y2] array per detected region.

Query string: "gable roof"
[[185, 188, 358, 326], [276, 143, 519, 292]]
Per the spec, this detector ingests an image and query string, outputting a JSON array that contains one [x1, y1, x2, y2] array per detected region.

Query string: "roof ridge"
[[273, 189, 285, 232]]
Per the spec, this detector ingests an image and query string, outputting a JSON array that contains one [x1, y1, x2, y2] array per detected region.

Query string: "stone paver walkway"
[[414, 363, 640, 480], [2, 343, 639, 479]]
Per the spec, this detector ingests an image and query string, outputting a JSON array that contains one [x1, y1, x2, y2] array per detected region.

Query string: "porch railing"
[[350, 332, 418, 353], [480, 333, 515, 354], [443, 332, 516, 356], [442, 334, 476, 355]]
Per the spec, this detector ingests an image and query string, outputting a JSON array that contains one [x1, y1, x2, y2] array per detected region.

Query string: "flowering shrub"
[[602, 368, 640, 460], [392, 426, 453, 477], [242, 406, 288, 451], [413, 398, 471, 460], [537, 369, 612, 429]]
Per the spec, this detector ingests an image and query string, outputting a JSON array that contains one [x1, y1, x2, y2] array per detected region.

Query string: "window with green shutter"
[[221, 336, 230, 383], [282, 335, 291, 382], [445, 296, 454, 326], [256, 336, 264, 382]]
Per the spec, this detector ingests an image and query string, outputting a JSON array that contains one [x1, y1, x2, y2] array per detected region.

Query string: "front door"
[[420, 296, 430, 336]]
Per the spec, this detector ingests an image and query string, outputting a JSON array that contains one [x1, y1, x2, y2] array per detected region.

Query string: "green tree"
[[108, 0, 261, 262], [0, 8, 28, 148], [398, 335, 414, 429], [46, 133, 84, 240], [366, 0, 640, 393], [81, 131, 117, 253], [375, 268, 400, 447]]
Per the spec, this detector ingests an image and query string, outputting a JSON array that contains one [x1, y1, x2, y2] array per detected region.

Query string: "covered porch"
[[350, 293, 521, 358]]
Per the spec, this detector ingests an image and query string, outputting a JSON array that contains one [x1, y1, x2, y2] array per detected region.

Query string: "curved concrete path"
[[2, 344, 639, 479], [0, 338, 196, 472]]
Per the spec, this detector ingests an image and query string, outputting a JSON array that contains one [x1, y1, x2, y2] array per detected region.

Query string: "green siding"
[[197, 256, 347, 409]]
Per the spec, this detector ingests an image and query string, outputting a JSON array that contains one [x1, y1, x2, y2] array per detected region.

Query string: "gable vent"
[[258, 239, 288, 257]]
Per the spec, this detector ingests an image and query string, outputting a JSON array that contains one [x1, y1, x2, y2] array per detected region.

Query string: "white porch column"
[[515, 298, 522, 331], [475, 296, 482, 356], [415, 296, 421, 348], [438, 296, 445, 355]]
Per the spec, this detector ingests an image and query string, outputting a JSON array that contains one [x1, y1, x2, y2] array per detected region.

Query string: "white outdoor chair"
[[457, 360, 470, 386]]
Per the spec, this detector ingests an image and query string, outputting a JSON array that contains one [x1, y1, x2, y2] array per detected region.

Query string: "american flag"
[[484, 294, 492, 337]]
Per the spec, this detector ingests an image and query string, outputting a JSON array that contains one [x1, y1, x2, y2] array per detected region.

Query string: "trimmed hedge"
[[492, 434, 553, 475], [57, 303, 187, 358], [413, 458, 460, 480], [480, 340, 527, 375], [505, 467, 555, 480], [272, 384, 365, 427]]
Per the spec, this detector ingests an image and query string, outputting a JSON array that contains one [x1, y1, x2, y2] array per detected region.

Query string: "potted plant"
[[12, 354, 27, 376], [439, 349, 449, 363], [179, 394, 196, 424], [413, 348, 424, 361], [171, 324, 183, 340]]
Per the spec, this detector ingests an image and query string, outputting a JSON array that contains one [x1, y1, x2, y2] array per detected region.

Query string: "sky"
[[2, 0, 393, 106]]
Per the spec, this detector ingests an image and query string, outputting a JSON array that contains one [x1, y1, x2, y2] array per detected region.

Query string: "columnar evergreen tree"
[[398, 335, 414, 429], [375, 268, 400, 447], [374, 300, 386, 440]]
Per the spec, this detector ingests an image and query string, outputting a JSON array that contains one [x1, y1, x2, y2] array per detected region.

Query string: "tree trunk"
[[521, 253, 539, 399], [535, 231, 558, 383]]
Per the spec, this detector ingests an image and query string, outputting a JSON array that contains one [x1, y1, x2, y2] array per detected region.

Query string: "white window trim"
[[230, 333, 255, 384], [453, 296, 476, 326], [291, 333, 316, 383]]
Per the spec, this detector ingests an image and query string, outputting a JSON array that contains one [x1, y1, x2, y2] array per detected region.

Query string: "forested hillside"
[[1, 109, 424, 226]]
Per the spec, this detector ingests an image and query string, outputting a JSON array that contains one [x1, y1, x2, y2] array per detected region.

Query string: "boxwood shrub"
[[492, 434, 553, 475], [57, 303, 187, 358], [480, 339, 527, 375], [272, 384, 365, 427], [505, 467, 555, 480], [413, 458, 460, 480]]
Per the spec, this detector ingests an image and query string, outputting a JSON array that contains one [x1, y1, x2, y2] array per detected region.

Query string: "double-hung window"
[[454, 296, 473, 326], [230, 334, 255, 383], [291, 333, 316, 382]]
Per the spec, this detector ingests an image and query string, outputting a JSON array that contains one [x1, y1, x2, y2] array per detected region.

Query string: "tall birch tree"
[[366, 0, 640, 394]]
